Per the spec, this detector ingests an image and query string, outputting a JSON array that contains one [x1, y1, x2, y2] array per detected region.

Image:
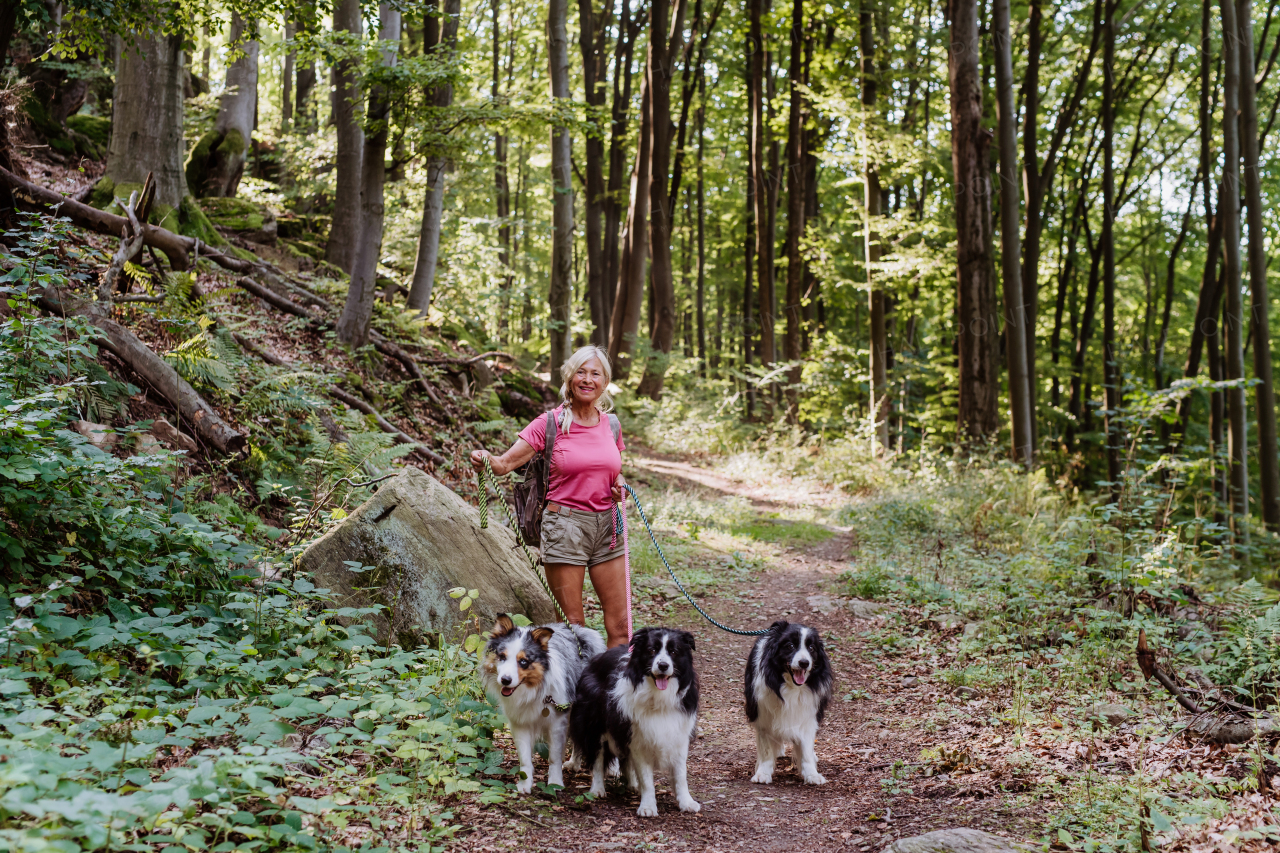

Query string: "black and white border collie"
[[744, 620, 833, 785], [481, 614, 606, 794], [570, 627, 701, 816]]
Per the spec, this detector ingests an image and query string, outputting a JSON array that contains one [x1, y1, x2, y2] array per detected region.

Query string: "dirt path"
[[451, 454, 1040, 853]]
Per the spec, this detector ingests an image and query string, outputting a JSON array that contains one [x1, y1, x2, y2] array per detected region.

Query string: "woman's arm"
[[471, 438, 537, 476]]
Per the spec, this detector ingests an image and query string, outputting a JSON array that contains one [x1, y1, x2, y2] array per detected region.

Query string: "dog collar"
[[542, 695, 571, 715]]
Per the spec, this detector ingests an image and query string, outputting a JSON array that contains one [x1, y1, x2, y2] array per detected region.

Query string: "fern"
[[473, 418, 514, 433], [164, 317, 238, 393], [78, 362, 138, 423]]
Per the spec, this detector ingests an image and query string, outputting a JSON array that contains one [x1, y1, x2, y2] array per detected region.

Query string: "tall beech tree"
[[325, 0, 363, 274], [547, 0, 575, 375], [186, 14, 258, 199], [992, 0, 1031, 465], [863, 4, 888, 451], [407, 0, 461, 313], [336, 3, 400, 348], [947, 0, 998, 439]]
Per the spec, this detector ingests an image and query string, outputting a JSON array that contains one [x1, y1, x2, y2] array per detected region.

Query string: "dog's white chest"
[[754, 681, 821, 740]]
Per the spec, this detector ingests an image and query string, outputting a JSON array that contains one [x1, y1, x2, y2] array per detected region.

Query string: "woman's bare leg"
[[588, 555, 629, 648], [544, 563, 587, 625]]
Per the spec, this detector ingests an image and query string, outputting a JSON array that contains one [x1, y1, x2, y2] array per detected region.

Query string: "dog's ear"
[[491, 613, 516, 638], [679, 630, 696, 651], [531, 626, 554, 649], [769, 620, 789, 633]]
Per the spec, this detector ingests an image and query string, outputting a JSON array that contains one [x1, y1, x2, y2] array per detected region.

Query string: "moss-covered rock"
[[284, 239, 324, 260], [66, 114, 111, 148], [178, 196, 228, 247]]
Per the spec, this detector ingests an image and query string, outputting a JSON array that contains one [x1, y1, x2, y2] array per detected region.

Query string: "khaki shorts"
[[541, 504, 625, 567]]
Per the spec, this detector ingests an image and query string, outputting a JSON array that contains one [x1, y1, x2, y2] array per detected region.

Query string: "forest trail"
[[451, 451, 1041, 853]]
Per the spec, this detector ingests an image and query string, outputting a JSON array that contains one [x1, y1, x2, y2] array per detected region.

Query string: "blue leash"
[[623, 484, 768, 637]]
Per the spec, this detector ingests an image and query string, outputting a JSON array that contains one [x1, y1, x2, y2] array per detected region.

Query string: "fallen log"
[[230, 332, 290, 367], [326, 386, 446, 465], [38, 289, 247, 454], [422, 350, 517, 366], [0, 167, 330, 310], [1, 165, 192, 270]]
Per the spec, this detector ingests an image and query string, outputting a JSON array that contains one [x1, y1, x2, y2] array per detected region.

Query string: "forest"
[[3, 0, 1280, 849]]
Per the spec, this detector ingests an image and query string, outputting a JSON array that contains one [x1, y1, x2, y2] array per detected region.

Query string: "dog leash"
[[477, 457, 591, 661], [622, 484, 768, 637]]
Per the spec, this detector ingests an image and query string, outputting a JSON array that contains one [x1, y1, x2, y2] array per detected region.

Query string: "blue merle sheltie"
[[480, 614, 606, 794], [744, 620, 834, 785], [570, 627, 701, 816]]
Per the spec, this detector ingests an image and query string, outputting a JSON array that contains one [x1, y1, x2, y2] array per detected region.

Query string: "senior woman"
[[470, 346, 630, 648]]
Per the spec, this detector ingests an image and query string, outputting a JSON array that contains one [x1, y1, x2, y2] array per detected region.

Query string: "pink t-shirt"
[[518, 408, 625, 512]]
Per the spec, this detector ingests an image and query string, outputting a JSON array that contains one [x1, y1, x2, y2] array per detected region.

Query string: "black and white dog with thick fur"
[[744, 620, 833, 785], [480, 614, 606, 794], [570, 627, 701, 817]]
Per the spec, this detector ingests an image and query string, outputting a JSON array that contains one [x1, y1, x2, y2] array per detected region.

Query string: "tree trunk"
[[993, 0, 1032, 466], [494, 0, 513, 342], [749, 0, 775, 388], [407, 0, 461, 313], [637, 0, 686, 399], [608, 81, 651, 378], [547, 0, 576, 376], [580, 0, 611, 346], [1239, 0, 1279, 530], [282, 21, 295, 134], [743, 59, 757, 419], [295, 6, 318, 134], [947, 0, 999, 440], [603, 0, 640, 333], [781, 0, 805, 423], [189, 14, 258, 198], [105, 31, 188, 214], [1220, 0, 1250, 524], [696, 67, 707, 374], [863, 6, 888, 451], [336, 4, 400, 348], [326, 0, 364, 273], [1101, 2, 1121, 487]]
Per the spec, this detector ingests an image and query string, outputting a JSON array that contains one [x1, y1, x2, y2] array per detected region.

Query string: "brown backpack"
[[511, 409, 621, 546]]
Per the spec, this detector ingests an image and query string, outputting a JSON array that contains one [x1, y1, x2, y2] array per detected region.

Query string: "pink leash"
[[613, 498, 634, 642]]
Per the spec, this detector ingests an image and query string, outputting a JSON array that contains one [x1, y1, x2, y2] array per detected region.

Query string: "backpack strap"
[[545, 409, 557, 469], [608, 413, 621, 447]]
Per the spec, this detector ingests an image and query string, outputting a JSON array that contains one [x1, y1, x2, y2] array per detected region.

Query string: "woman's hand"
[[612, 474, 626, 504], [473, 439, 536, 479], [470, 449, 499, 475]]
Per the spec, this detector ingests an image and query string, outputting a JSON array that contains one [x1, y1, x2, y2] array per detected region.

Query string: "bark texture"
[[336, 4, 400, 348], [106, 31, 188, 214], [1238, 0, 1279, 530], [407, 0, 461, 313], [947, 0, 998, 439], [782, 0, 806, 422], [609, 84, 651, 378], [187, 14, 258, 198], [326, 0, 365, 273], [863, 7, 888, 451], [547, 0, 575, 376], [993, 0, 1032, 465]]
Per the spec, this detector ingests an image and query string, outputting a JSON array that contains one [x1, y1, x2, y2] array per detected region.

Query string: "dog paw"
[[606, 759, 621, 778], [564, 755, 580, 772], [548, 770, 564, 788], [802, 771, 828, 785], [678, 797, 702, 814], [636, 802, 659, 818], [589, 783, 606, 798], [516, 779, 534, 795], [750, 771, 774, 784]]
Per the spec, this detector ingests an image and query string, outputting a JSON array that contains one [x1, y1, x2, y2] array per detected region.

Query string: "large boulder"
[[884, 829, 1033, 853], [298, 467, 556, 646]]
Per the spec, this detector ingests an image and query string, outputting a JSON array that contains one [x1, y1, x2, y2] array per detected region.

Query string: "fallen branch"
[[113, 293, 166, 305], [98, 189, 144, 299], [326, 386, 445, 465], [38, 288, 246, 454], [1, 167, 331, 310], [235, 276, 321, 322], [422, 350, 517, 366], [231, 332, 291, 367], [1, 166, 192, 270], [1138, 629, 1277, 743]]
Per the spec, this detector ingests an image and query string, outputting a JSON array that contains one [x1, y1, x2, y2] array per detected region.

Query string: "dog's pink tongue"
[[793, 669, 808, 685], [655, 676, 670, 691]]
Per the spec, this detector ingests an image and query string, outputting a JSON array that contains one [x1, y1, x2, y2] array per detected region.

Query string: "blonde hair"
[[557, 345, 614, 434]]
